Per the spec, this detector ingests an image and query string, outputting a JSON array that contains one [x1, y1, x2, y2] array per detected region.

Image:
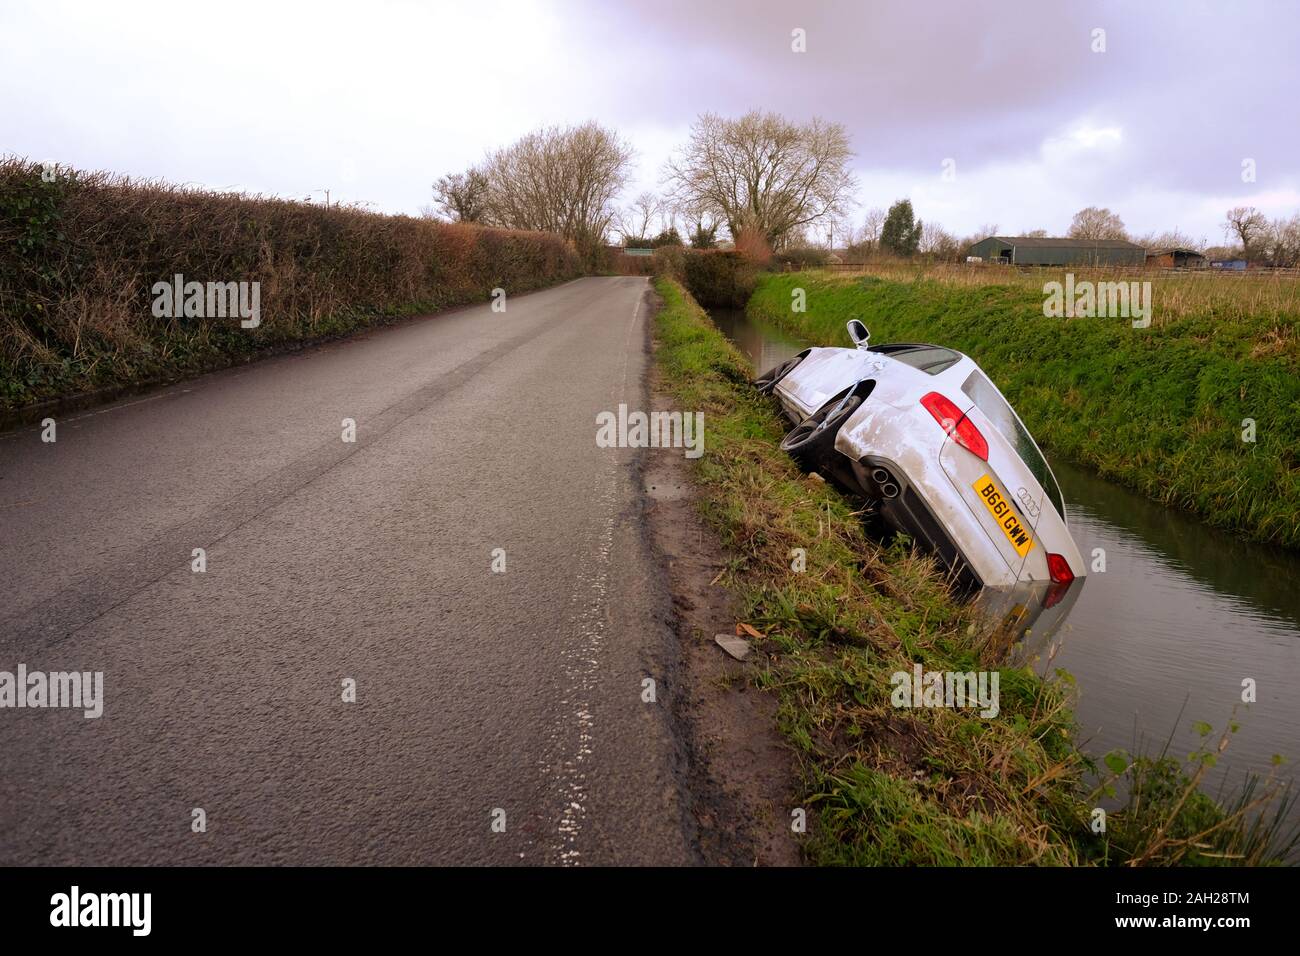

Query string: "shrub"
[[733, 225, 773, 267], [649, 227, 683, 248], [689, 222, 718, 249], [652, 244, 686, 280], [609, 252, 656, 276], [0, 158, 582, 409], [681, 249, 758, 308], [775, 245, 830, 268]]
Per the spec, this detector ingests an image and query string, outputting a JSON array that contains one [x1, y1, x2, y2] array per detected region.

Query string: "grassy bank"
[[747, 270, 1300, 549], [0, 158, 581, 411], [653, 276, 1295, 865]]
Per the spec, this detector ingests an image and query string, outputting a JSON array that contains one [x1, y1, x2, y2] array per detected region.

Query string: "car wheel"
[[754, 355, 803, 395], [779, 393, 862, 470]]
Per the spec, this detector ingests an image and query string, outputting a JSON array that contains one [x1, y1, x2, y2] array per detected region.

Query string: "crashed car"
[[756, 320, 1085, 630]]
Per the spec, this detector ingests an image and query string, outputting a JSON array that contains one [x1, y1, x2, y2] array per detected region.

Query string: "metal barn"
[[965, 236, 1147, 267]]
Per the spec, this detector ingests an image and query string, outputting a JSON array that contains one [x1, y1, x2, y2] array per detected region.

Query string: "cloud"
[[1, 0, 1295, 241]]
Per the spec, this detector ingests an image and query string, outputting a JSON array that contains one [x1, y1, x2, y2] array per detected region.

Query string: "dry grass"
[[823, 258, 1300, 329]]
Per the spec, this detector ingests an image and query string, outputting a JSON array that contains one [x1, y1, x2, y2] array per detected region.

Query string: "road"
[[0, 276, 699, 865]]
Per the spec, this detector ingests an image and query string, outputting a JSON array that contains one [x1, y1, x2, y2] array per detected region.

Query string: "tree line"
[[426, 113, 1300, 268], [427, 112, 856, 264]]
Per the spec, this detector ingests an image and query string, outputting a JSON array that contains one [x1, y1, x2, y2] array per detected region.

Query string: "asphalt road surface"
[[0, 276, 698, 865]]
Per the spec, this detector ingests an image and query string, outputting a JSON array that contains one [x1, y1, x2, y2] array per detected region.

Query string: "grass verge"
[[653, 275, 1297, 865], [747, 270, 1300, 549]]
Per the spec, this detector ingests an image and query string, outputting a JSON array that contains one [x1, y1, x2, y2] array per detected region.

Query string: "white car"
[[756, 320, 1085, 622]]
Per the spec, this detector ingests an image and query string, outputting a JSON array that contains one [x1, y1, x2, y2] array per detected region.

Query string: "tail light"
[[920, 392, 988, 461], [1046, 552, 1074, 585]]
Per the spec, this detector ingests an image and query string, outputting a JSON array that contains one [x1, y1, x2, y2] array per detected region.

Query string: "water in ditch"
[[709, 306, 1300, 819]]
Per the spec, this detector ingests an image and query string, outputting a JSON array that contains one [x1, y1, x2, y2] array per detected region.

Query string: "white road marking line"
[[0, 389, 177, 440]]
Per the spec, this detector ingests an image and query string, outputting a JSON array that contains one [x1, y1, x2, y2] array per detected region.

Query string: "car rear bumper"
[[850, 451, 1034, 592], [851, 455, 985, 590]]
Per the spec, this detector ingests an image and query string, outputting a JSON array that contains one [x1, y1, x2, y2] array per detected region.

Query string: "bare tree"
[[858, 208, 886, 247], [1263, 214, 1300, 267], [663, 111, 857, 250], [782, 226, 813, 248], [1132, 228, 1204, 251], [919, 221, 959, 260], [657, 208, 678, 239], [1021, 229, 1049, 238], [1068, 206, 1129, 240], [673, 200, 719, 249], [617, 191, 663, 242], [1224, 206, 1269, 258], [480, 121, 634, 248], [431, 168, 490, 222]]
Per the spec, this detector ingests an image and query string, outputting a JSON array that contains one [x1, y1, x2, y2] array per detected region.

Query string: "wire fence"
[[817, 261, 1300, 279]]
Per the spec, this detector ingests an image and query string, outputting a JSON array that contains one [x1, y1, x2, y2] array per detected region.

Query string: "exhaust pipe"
[[869, 465, 900, 498]]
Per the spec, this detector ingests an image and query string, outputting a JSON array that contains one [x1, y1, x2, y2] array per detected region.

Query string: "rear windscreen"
[[961, 371, 1065, 520], [870, 344, 962, 375]]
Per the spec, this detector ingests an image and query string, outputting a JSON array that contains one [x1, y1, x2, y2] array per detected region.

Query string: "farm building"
[[965, 236, 1146, 267], [1146, 247, 1206, 268]]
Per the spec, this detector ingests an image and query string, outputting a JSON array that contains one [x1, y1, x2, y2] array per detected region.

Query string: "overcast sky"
[[3, 0, 1296, 243]]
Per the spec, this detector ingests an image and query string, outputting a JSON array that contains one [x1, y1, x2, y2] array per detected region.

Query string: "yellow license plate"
[[973, 474, 1033, 557]]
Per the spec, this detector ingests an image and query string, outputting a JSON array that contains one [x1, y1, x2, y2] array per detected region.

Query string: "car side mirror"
[[847, 320, 870, 349]]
